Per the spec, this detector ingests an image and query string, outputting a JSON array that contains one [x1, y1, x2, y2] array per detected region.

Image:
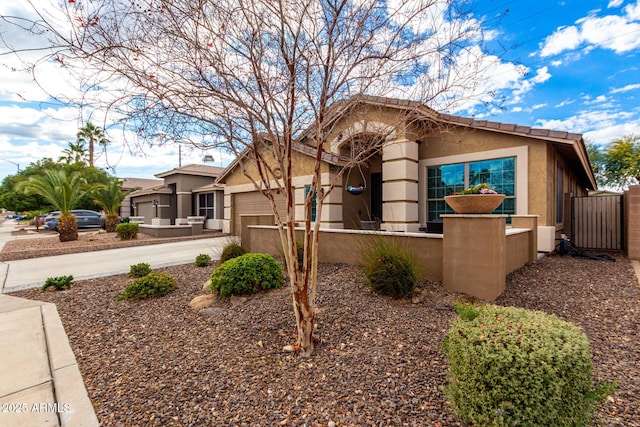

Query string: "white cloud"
[[539, 26, 582, 57], [611, 83, 640, 93], [536, 108, 640, 143], [584, 122, 640, 142], [555, 99, 576, 108], [625, 0, 640, 20], [608, 0, 624, 8], [539, 6, 640, 58]]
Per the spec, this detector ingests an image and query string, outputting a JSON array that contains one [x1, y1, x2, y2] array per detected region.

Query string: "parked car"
[[44, 210, 106, 231]]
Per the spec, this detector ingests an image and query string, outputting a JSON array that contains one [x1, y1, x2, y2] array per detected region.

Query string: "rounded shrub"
[[359, 239, 418, 298], [219, 240, 247, 264], [128, 262, 152, 278], [442, 304, 614, 426], [210, 253, 283, 297], [116, 222, 139, 240], [195, 253, 211, 267], [116, 272, 177, 301]]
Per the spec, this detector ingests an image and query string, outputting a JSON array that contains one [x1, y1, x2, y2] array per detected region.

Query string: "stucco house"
[[128, 164, 225, 230], [216, 95, 597, 252]]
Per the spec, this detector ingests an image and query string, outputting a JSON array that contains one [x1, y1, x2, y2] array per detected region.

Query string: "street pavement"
[[0, 219, 234, 293]]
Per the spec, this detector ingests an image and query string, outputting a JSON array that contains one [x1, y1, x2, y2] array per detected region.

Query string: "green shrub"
[[442, 304, 615, 426], [195, 253, 211, 267], [42, 275, 73, 292], [219, 240, 247, 264], [128, 262, 152, 278], [116, 222, 139, 240], [116, 272, 177, 301], [359, 238, 419, 298], [210, 253, 283, 296]]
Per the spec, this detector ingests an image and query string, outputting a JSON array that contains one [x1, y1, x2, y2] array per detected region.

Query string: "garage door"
[[233, 191, 288, 235]]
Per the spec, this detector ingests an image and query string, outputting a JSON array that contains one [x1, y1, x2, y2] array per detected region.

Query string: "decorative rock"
[[202, 280, 211, 292], [282, 345, 296, 352], [189, 294, 215, 310]]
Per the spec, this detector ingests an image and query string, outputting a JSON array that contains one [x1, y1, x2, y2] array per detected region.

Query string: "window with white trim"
[[427, 157, 516, 221], [198, 193, 215, 219]]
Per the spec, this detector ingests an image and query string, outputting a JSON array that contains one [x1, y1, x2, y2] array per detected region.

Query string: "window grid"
[[198, 193, 215, 219], [427, 157, 516, 221], [304, 185, 317, 221]]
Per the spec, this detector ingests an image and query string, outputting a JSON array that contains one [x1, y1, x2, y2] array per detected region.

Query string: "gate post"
[[442, 214, 507, 301], [626, 186, 640, 260]]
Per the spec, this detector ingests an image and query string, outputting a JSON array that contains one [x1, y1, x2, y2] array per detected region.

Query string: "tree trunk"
[[291, 274, 315, 356], [89, 139, 94, 167], [105, 213, 119, 233], [57, 214, 79, 242]]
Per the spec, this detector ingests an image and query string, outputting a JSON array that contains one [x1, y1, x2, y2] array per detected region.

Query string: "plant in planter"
[[444, 183, 505, 214]]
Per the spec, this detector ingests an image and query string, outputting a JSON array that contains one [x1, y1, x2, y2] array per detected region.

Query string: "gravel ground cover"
[[7, 243, 639, 427], [0, 228, 224, 261]]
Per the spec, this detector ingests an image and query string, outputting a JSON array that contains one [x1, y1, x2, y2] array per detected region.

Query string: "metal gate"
[[571, 195, 623, 250]]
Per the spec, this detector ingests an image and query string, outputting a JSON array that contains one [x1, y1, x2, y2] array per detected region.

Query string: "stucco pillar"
[[442, 214, 507, 301], [626, 186, 640, 260], [223, 192, 232, 234], [510, 215, 539, 262], [176, 192, 192, 221], [381, 139, 419, 232], [294, 173, 344, 229]]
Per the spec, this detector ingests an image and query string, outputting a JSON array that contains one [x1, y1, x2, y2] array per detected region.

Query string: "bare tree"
[[2, 0, 494, 355]]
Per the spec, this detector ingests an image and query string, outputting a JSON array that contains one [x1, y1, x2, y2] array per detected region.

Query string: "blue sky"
[[1, 0, 639, 183]]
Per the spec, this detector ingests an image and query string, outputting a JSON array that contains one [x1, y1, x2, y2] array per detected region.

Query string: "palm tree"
[[59, 141, 88, 165], [16, 170, 88, 242], [77, 122, 110, 167], [92, 178, 135, 232]]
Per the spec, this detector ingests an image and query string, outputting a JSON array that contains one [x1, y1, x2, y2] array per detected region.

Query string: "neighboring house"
[[119, 177, 164, 218], [215, 95, 597, 252], [128, 164, 225, 229]]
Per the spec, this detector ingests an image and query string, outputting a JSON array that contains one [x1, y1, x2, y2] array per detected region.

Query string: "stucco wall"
[[244, 220, 537, 296], [163, 174, 215, 193], [625, 186, 640, 260], [506, 232, 530, 273], [225, 149, 321, 187], [419, 127, 551, 225], [245, 226, 443, 282]]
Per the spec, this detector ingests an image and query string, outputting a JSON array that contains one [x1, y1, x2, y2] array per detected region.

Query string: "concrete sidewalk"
[[0, 294, 99, 426]]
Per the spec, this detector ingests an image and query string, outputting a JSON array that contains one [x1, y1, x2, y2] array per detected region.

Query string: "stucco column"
[[511, 215, 539, 262], [442, 214, 507, 301], [293, 173, 343, 229], [176, 192, 192, 220], [381, 139, 419, 232], [223, 191, 232, 234], [626, 186, 640, 260]]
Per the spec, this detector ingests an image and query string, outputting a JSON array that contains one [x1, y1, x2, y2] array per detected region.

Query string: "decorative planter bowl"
[[444, 194, 506, 214]]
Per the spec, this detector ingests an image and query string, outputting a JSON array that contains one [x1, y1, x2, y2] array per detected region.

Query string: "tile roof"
[[155, 163, 225, 178], [120, 177, 163, 191]]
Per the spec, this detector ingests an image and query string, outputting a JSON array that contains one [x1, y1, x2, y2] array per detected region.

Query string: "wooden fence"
[[571, 195, 623, 250]]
